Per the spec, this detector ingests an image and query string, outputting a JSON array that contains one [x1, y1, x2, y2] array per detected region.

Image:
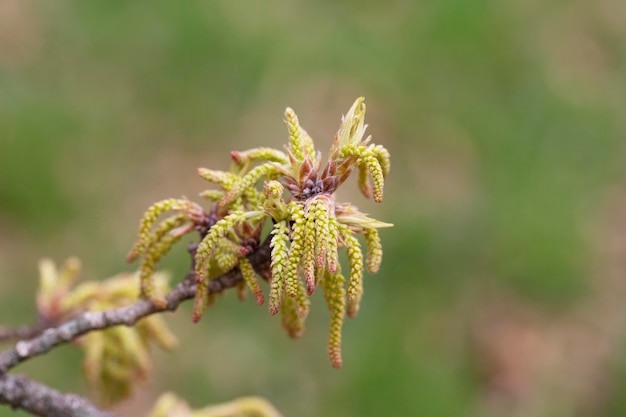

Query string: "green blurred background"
[[1, 1, 626, 416]]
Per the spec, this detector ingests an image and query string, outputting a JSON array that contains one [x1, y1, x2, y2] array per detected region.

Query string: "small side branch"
[[0, 373, 118, 417]]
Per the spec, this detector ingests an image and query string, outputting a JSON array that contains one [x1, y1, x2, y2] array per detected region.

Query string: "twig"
[[0, 373, 119, 417]]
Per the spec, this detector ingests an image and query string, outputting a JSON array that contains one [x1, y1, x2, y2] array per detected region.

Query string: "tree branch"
[[0, 373, 119, 417]]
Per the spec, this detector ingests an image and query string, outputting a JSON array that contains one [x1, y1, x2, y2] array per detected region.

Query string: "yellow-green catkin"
[[294, 277, 310, 319], [239, 257, 264, 305], [311, 199, 330, 270], [194, 212, 244, 286], [326, 216, 339, 273], [94, 325, 150, 404], [369, 144, 391, 177], [285, 107, 315, 162], [364, 228, 383, 273], [303, 205, 317, 295], [263, 181, 288, 221], [322, 270, 346, 368], [150, 214, 187, 248], [339, 225, 364, 318], [231, 147, 288, 167], [269, 221, 289, 315], [140, 315, 179, 351], [193, 212, 244, 322], [357, 163, 373, 200], [340, 146, 385, 203], [83, 331, 105, 388], [197, 168, 238, 190], [115, 325, 151, 375], [214, 248, 239, 274], [285, 202, 306, 298], [220, 163, 279, 208], [242, 187, 263, 211], [140, 234, 183, 308], [127, 198, 185, 262], [199, 189, 224, 202], [137, 216, 191, 288], [192, 277, 209, 323], [280, 293, 305, 339], [362, 153, 384, 203]]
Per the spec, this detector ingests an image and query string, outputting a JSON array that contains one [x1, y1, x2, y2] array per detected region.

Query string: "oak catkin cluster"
[[36, 258, 177, 404], [128, 98, 392, 368]]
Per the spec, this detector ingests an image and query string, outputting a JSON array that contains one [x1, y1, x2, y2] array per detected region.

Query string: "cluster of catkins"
[[37, 258, 177, 403], [127, 98, 392, 368]]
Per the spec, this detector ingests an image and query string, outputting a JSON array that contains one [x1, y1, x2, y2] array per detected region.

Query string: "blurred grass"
[[1, 0, 626, 416]]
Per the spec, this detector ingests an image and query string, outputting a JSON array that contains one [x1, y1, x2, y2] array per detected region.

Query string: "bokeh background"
[[1, 1, 626, 416]]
